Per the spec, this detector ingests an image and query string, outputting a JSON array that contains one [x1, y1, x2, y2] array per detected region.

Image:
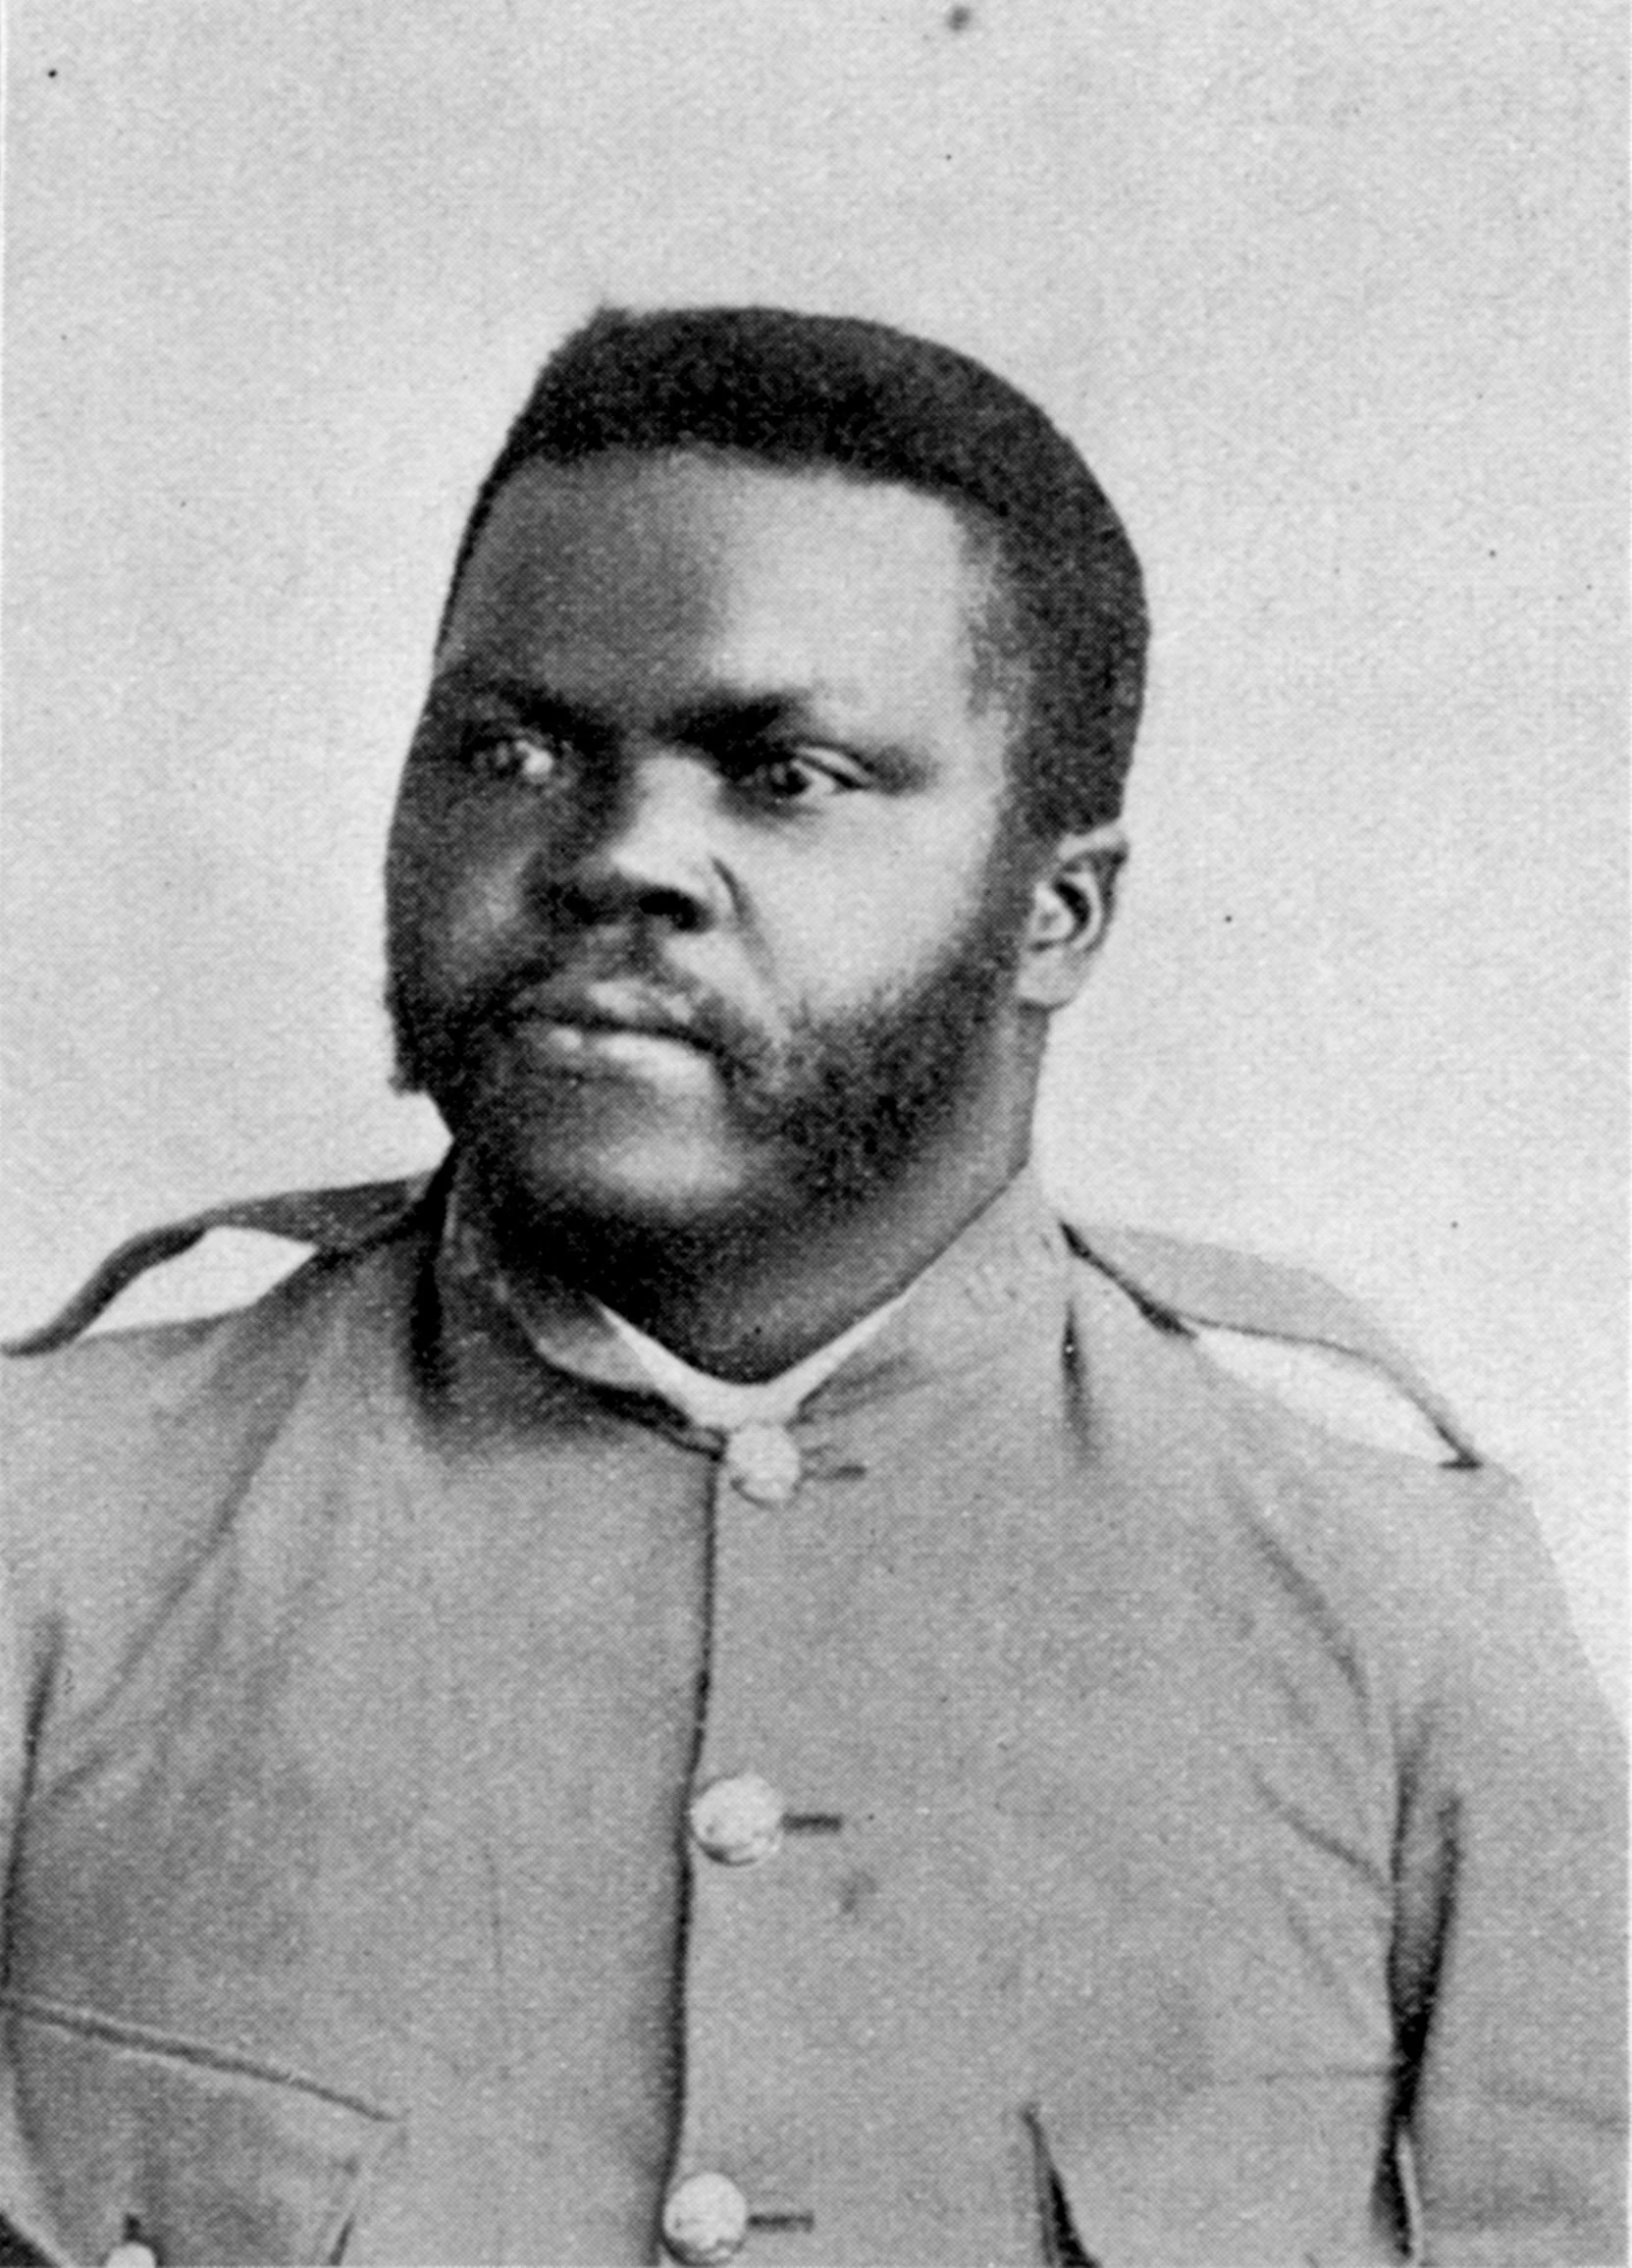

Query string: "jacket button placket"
[[663, 1428, 822, 2261]]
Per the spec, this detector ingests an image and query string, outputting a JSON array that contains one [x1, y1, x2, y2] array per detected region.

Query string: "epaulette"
[[1067, 1221, 1480, 1465], [3, 1174, 436, 1358], [7, 1181, 1481, 1465]]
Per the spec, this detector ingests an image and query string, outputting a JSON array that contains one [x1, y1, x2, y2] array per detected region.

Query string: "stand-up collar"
[[439, 1163, 1074, 1432]]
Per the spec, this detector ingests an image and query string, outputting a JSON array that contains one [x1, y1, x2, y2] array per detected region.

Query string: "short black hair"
[[443, 304, 1147, 837]]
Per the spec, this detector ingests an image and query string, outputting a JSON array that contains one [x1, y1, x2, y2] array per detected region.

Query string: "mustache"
[[453, 947, 772, 1081]]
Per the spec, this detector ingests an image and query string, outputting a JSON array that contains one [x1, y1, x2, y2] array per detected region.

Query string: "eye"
[[468, 728, 568, 787], [739, 747, 865, 806]]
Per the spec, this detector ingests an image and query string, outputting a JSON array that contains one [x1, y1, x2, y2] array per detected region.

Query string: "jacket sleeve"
[[0, 1564, 71, 2267], [1393, 1471, 1626, 2264]]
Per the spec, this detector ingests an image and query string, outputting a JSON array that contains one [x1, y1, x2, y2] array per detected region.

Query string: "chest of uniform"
[[5, 1383, 1401, 2263]]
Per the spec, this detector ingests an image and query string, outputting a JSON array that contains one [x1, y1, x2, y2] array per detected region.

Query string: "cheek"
[[768, 833, 1002, 1011], [447, 855, 536, 961], [390, 804, 532, 978], [792, 898, 917, 1006]]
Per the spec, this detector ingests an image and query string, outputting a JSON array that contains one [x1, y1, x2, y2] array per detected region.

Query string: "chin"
[[465, 1107, 779, 1251]]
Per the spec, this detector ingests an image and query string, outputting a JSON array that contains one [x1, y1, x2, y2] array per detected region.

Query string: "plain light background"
[[3, 0, 1625, 1710]]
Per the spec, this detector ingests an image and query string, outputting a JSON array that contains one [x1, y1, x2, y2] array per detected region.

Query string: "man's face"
[[386, 449, 1038, 1241]]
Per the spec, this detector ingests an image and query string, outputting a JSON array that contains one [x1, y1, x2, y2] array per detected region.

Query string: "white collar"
[[592, 1291, 911, 1434]]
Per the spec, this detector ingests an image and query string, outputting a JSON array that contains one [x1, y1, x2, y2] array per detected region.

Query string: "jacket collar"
[[434, 1157, 1074, 1431]]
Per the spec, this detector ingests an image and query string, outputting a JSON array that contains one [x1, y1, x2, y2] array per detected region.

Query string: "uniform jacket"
[[0, 1166, 1623, 2266]]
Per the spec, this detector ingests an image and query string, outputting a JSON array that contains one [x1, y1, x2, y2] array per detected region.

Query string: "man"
[[0, 306, 1622, 2267]]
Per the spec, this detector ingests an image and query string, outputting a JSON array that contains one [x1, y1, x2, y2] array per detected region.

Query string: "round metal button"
[[661, 2170, 751, 2264], [689, 1772, 784, 1865], [723, 1422, 801, 1504], [103, 2247, 159, 2268]]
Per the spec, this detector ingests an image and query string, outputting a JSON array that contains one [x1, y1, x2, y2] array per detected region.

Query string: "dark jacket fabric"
[[0, 1171, 1623, 2266]]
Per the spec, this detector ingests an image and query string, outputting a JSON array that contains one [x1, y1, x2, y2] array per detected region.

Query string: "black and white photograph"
[[2, 3, 1624, 2262]]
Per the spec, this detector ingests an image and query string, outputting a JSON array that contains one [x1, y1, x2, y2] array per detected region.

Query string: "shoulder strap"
[[4, 1173, 437, 1357], [1068, 1220, 1479, 1463]]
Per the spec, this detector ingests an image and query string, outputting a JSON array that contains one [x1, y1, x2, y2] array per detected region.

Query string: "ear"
[[1015, 823, 1128, 1010]]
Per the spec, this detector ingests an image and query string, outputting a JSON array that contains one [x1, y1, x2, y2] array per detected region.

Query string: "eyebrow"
[[429, 665, 609, 738], [430, 663, 839, 750]]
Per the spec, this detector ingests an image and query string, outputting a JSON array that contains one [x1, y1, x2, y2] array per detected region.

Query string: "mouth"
[[494, 977, 721, 1078]]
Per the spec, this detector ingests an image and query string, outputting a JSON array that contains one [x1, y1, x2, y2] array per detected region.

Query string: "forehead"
[[441, 450, 996, 712]]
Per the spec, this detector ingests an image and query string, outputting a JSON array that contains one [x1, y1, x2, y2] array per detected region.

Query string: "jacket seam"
[[0, 1990, 398, 2122]]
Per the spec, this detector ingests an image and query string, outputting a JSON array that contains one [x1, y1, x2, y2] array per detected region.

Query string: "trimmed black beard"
[[385, 850, 1032, 1228]]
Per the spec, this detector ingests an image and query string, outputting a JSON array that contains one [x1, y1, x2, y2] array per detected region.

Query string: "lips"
[[497, 976, 716, 1057]]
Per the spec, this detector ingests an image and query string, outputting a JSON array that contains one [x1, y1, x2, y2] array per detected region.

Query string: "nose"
[[531, 750, 727, 934]]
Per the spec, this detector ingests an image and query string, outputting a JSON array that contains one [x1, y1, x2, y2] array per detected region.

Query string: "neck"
[[470, 1117, 1034, 1383]]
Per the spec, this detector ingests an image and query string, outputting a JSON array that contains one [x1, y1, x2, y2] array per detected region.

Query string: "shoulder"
[[3, 1174, 434, 1357], [1058, 1219, 1588, 1763], [1, 1175, 436, 1644], [2, 1172, 435, 1453], [1066, 1217, 1478, 1465], [1059, 1214, 1595, 1715]]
